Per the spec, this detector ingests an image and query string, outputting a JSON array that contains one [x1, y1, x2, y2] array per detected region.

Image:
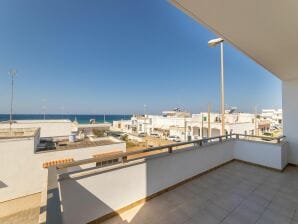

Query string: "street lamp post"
[[8, 69, 17, 134], [208, 38, 225, 136]]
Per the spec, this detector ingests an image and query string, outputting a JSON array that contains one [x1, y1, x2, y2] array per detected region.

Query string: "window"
[[96, 158, 119, 167]]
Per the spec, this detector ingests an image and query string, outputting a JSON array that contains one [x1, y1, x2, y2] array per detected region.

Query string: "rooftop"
[[0, 128, 39, 139], [37, 136, 123, 152], [0, 120, 72, 124]]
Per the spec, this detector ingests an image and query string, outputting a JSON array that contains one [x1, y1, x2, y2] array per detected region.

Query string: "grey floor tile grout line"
[[253, 193, 274, 224], [218, 188, 251, 223], [218, 180, 268, 224]]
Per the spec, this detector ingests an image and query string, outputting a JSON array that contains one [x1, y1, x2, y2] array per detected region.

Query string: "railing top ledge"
[[55, 133, 285, 170], [56, 134, 231, 169]]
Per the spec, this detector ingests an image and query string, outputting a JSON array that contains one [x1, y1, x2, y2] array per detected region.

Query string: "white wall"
[[283, 79, 298, 165], [0, 120, 73, 138], [229, 123, 255, 135], [59, 139, 286, 224], [60, 141, 235, 224], [234, 140, 286, 170], [0, 137, 125, 202]]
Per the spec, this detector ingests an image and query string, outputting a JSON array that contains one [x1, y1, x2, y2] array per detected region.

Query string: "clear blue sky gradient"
[[0, 0, 281, 115]]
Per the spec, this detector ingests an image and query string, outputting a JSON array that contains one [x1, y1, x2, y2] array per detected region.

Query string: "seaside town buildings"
[[113, 108, 279, 141], [0, 108, 280, 205]]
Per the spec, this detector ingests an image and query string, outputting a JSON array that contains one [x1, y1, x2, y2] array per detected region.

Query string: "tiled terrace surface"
[[103, 161, 298, 224]]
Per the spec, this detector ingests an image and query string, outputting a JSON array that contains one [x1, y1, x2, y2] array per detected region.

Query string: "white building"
[[0, 123, 125, 203], [112, 119, 134, 133], [261, 109, 283, 129], [182, 112, 256, 141], [112, 110, 257, 141]]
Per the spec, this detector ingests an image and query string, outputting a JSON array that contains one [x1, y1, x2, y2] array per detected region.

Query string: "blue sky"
[[0, 0, 281, 115]]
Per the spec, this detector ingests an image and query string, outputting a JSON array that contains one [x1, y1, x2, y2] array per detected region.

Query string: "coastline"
[[0, 114, 132, 124]]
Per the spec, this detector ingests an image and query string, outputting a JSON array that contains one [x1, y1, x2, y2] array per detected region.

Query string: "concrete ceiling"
[[170, 0, 298, 81]]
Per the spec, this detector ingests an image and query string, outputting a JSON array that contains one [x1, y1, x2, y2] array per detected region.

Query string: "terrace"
[[39, 134, 290, 224], [102, 161, 298, 224]]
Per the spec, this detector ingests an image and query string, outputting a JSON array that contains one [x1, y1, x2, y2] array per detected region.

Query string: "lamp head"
[[208, 38, 224, 47]]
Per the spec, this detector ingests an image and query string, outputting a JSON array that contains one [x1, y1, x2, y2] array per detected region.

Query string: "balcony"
[[39, 134, 290, 224], [103, 161, 298, 224]]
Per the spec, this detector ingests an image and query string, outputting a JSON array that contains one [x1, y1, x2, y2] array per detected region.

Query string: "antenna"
[[8, 69, 17, 134]]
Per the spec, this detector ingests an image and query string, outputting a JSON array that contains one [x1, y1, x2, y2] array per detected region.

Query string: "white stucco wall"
[[0, 137, 125, 202], [283, 79, 298, 165], [234, 140, 286, 170], [0, 120, 73, 138], [60, 141, 235, 224], [59, 139, 286, 224]]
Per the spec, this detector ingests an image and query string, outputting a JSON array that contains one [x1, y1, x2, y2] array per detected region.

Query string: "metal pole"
[[208, 103, 211, 138], [201, 113, 204, 138], [10, 74, 14, 122], [220, 42, 225, 135], [184, 117, 187, 141], [9, 69, 16, 134], [254, 106, 257, 136]]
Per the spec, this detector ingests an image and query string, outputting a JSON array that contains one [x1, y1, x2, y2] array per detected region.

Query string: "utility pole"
[[184, 117, 187, 141], [143, 104, 147, 134], [201, 113, 204, 138], [254, 106, 258, 136], [8, 69, 17, 134], [208, 103, 211, 138]]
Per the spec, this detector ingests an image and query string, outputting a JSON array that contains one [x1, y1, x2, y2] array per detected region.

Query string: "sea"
[[0, 114, 132, 124]]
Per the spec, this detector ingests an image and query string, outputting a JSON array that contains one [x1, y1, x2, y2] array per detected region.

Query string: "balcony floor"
[[102, 161, 298, 224]]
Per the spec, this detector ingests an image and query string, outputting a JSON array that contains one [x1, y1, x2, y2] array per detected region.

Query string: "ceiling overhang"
[[170, 0, 298, 81]]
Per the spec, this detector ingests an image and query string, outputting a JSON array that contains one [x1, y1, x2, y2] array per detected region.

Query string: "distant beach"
[[0, 114, 132, 124]]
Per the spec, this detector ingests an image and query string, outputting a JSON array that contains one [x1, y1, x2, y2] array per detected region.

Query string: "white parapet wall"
[[60, 141, 235, 224], [0, 120, 74, 138], [0, 136, 126, 202], [58, 139, 287, 224], [233, 140, 288, 170]]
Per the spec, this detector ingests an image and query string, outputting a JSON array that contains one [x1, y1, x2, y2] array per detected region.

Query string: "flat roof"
[[38, 137, 124, 152], [0, 128, 39, 139], [77, 123, 111, 128], [0, 119, 72, 124]]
